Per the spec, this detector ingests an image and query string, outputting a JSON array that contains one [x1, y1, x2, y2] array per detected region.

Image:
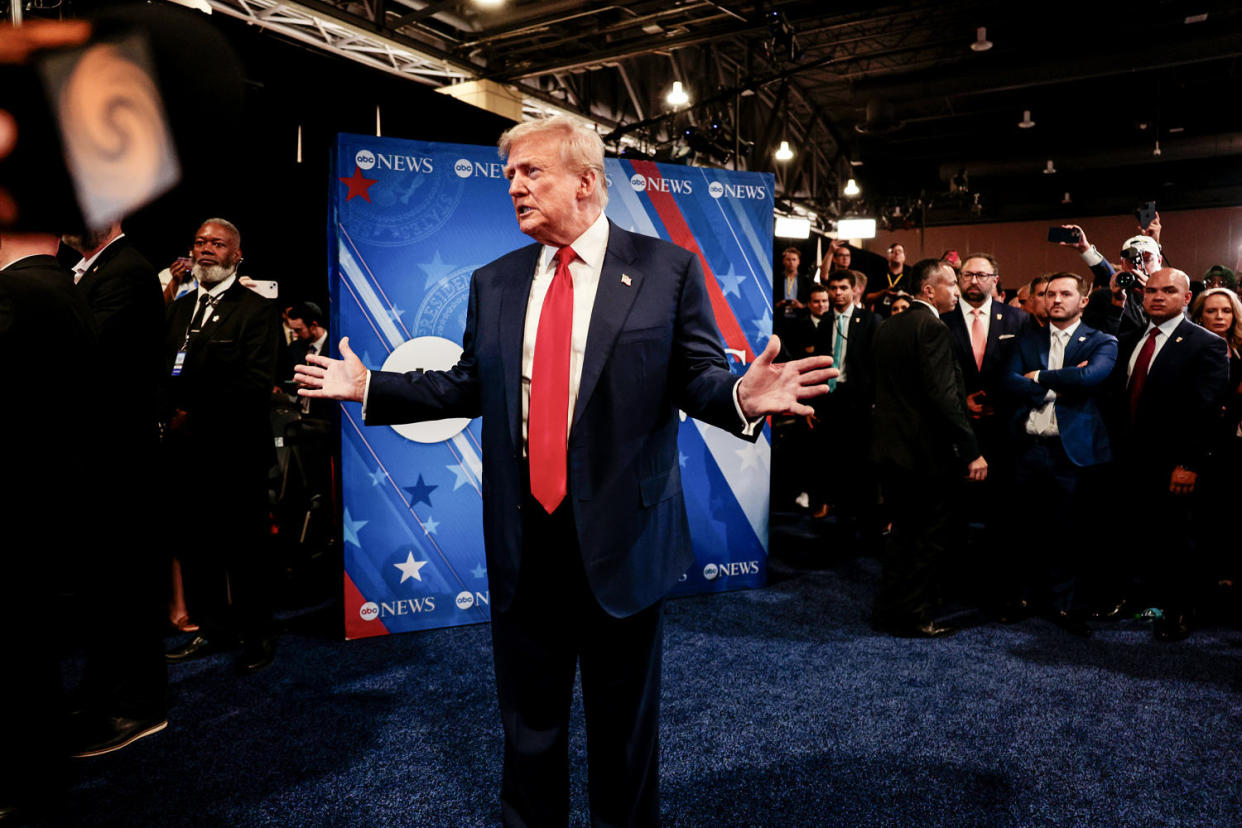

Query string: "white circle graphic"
[[382, 337, 473, 443], [355, 149, 376, 170], [359, 601, 380, 621], [630, 173, 647, 191], [453, 158, 474, 179], [703, 563, 720, 581], [455, 591, 475, 610], [708, 181, 724, 199]]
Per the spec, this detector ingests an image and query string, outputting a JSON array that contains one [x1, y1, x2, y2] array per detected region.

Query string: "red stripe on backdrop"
[[629, 161, 755, 363], [344, 571, 390, 640]]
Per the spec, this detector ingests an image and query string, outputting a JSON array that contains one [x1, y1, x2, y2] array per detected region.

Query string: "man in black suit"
[[941, 253, 1031, 603], [0, 232, 99, 821], [774, 245, 815, 344], [1105, 267, 1228, 640], [871, 258, 987, 637], [297, 116, 834, 825], [60, 221, 169, 757], [806, 271, 880, 545], [163, 218, 282, 673]]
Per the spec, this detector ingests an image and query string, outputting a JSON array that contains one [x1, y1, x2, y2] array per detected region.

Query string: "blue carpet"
[[40, 541, 1242, 827]]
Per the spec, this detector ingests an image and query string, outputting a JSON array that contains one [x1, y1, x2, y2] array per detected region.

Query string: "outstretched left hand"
[[737, 336, 836, 419]]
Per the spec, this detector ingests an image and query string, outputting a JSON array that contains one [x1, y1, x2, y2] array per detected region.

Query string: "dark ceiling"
[[20, 0, 1242, 229]]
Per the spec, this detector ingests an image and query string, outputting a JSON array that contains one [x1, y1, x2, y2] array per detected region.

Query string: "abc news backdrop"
[[330, 133, 776, 639]]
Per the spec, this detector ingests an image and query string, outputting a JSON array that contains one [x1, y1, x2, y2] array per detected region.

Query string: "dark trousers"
[[817, 386, 880, 553], [873, 464, 957, 626], [491, 494, 662, 828], [1006, 436, 1097, 613]]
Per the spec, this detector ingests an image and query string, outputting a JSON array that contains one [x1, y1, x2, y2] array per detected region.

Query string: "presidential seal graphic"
[[381, 337, 472, 443], [341, 146, 464, 247], [410, 264, 472, 341]]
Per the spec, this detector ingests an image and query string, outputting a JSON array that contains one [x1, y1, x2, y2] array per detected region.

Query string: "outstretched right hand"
[[295, 336, 368, 403]]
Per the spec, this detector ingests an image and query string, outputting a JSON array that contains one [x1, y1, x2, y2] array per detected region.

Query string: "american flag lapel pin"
[[621, 274, 632, 287]]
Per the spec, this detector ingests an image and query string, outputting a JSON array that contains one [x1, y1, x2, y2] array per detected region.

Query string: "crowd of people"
[[772, 219, 1241, 641], [1, 216, 336, 819]]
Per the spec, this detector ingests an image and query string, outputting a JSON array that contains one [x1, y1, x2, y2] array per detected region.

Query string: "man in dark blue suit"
[[942, 253, 1031, 603], [1104, 267, 1229, 641], [297, 116, 834, 826], [1000, 273, 1117, 635]]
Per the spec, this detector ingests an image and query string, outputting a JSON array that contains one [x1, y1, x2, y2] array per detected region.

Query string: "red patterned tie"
[[529, 245, 576, 513], [1127, 327, 1160, 422]]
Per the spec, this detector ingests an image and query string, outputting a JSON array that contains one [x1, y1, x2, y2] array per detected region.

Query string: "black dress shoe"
[[165, 634, 218, 663], [69, 714, 168, 758], [236, 637, 277, 675], [1153, 613, 1191, 642], [997, 599, 1032, 624], [1090, 599, 1132, 621], [887, 621, 957, 639], [1047, 610, 1092, 638]]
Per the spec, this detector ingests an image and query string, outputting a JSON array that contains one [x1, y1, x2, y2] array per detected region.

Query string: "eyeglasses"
[[960, 271, 996, 282]]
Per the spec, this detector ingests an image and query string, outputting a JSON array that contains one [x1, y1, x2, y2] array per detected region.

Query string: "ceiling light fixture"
[[1018, 110, 1035, 129], [774, 140, 794, 161], [971, 27, 992, 52], [1043, 160, 1056, 175], [474, 0, 505, 7], [1153, 141, 1163, 157], [666, 81, 690, 107], [1062, 192, 1072, 204], [843, 178, 861, 196]]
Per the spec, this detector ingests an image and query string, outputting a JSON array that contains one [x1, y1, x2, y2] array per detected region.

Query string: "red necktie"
[[1127, 327, 1160, 422], [529, 246, 576, 513]]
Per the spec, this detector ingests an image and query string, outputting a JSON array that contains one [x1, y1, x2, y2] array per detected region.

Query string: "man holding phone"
[[1056, 212, 1162, 338]]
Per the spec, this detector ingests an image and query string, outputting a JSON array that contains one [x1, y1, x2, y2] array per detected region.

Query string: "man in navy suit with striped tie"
[[1001, 273, 1116, 635]]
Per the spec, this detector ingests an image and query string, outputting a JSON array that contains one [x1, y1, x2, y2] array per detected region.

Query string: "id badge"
[[172, 350, 187, 376]]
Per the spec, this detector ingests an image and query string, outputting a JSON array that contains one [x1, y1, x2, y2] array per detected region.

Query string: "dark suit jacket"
[[943, 300, 1032, 399], [871, 302, 979, 475], [164, 279, 281, 474], [1001, 322, 1118, 467], [1, 256, 98, 567], [773, 272, 816, 306], [366, 222, 753, 618], [1088, 258, 1148, 340], [73, 236, 164, 453], [786, 306, 877, 417], [1106, 316, 1229, 473]]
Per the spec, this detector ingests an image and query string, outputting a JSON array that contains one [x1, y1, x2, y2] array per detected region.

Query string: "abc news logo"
[[354, 148, 434, 174], [630, 173, 693, 195], [358, 591, 490, 621], [453, 158, 506, 179], [707, 180, 768, 201], [702, 560, 761, 581]]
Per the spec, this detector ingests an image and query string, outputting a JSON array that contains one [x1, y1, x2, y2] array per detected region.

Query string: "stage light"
[[666, 82, 689, 107], [775, 141, 794, 161], [843, 178, 860, 196], [775, 216, 811, 239], [474, 0, 505, 7], [836, 218, 876, 239]]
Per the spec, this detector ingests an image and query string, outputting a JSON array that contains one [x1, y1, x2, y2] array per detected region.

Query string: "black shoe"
[[69, 714, 167, 758], [165, 635, 217, 663], [997, 599, 1032, 624], [1047, 610, 1092, 638], [1153, 613, 1191, 642], [236, 637, 276, 675], [1090, 599, 1132, 621], [886, 621, 957, 639]]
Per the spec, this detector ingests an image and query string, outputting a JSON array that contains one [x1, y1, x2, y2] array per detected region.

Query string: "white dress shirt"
[[70, 233, 126, 284], [958, 296, 993, 340], [520, 212, 609, 446], [1025, 319, 1081, 437], [189, 274, 237, 332]]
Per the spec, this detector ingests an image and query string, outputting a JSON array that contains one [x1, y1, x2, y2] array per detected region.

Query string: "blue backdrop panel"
[[330, 134, 774, 639]]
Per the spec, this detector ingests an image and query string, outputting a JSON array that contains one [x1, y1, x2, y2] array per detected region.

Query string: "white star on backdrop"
[[394, 551, 429, 583]]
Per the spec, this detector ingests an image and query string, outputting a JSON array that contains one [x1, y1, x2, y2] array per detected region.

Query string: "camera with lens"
[[1116, 246, 1144, 289]]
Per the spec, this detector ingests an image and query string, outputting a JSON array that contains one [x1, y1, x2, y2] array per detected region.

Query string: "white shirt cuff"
[[1080, 246, 1105, 267], [361, 370, 373, 420], [733, 379, 763, 437]]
